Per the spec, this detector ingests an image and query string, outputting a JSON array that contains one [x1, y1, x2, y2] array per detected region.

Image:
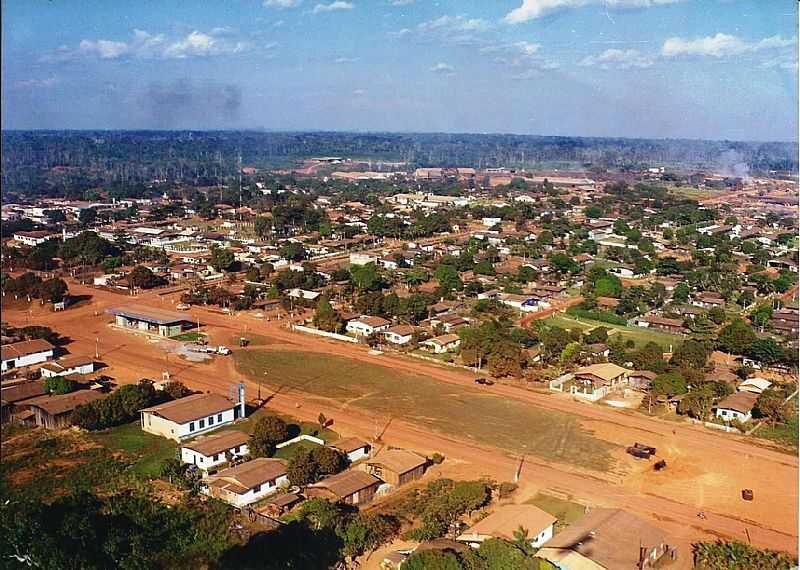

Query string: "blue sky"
[[2, 0, 797, 140]]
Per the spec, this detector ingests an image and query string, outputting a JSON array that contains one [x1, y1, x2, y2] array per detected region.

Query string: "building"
[[364, 448, 427, 487], [330, 437, 371, 463], [421, 334, 461, 354], [140, 393, 240, 441], [305, 470, 382, 505], [457, 504, 557, 549], [715, 391, 759, 423], [13, 230, 54, 246], [1, 339, 56, 372], [498, 293, 550, 313], [203, 458, 289, 507], [383, 325, 416, 345], [107, 304, 193, 337], [0, 380, 47, 423], [737, 377, 772, 395], [349, 253, 378, 266], [346, 316, 391, 337], [536, 508, 674, 569], [40, 355, 96, 378], [636, 315, 686, 334], [22, 390, 104, 429], [567, 363, 629, 401], [181, 430, 251, 471]]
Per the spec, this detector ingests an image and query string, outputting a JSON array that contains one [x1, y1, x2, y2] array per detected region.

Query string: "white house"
[[140, 393, 240, 441], [1, 339, 56, 372], [608, 265, 635, 278], [203, 458, 289, 507], [40, 355, 95, 378], [349, 253, 377, 266], [457, 504, 556, 550], [181, 430, 251, 471], [346, 316, 391, 337], [383, 325, 416, 345], [715, 391, 759, 423], [737, 377, 772, 395], [482, 217, 502, 227], [498, 293, 550, 313], [422, 334, 461, 354], [330, 437, 371, 463], [13, 231, 54, 247]]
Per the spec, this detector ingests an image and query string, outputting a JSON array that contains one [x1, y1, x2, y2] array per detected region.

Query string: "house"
[[203, 458, 289, 507], [457, 504, 557, 549], [567, 363, 629, 401], [13, 230, 54, 246], [305, 470, 382, 505], [498, 293, 550, 313], [107, 304, 194, 337], [40, 355, 96, 378], [0, 380, 47, 423], [595, 297, 619, 310], [346, 316, 391, 337], [421, 334, 461, 354], [383, 325, 416, 345], [715, 391, 759, 423], [330, 437, 371, 463], [636, 315, 686, 334], [608, 265, 635, 278], [582, 343, 610, 359], [429, 314, 469, 332], [140, 393, 240, 441], [22, 390, 104, 429], [363, 448, 427, 487], [536, 508, 674, 570], [692, 292, 725, 309], [1, 339, 56, 372], [181, 430, 251, 471], [737, 377, 772, 395], [628, 370, 657, 390]]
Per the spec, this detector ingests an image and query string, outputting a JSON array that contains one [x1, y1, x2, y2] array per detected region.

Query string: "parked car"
[[474, 378, 494, 386]]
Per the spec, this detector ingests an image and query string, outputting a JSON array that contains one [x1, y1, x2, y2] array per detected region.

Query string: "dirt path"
[[4, 282, 797, 557]]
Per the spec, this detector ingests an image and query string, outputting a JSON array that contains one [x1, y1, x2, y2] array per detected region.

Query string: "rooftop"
[[205, 458, 288, 495], [307, 469, 381, 499], [367, 448, 427, 474], [1, 339, 56, 362], [141, 393, 236, 424], [182, 430, 250, 457], [107, 304, 191, 325], [458, 504, 556, 543]]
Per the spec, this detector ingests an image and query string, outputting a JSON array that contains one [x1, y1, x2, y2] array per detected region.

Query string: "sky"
[[2, 0, 798, 141]]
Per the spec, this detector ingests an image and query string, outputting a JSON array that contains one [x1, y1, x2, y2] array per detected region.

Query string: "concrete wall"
[[1, 349, 55, 372], [181, 442, 250, 470], [142, 407, 235, 441], [293, 325, 359, 343], [204, 474, 288, 507]]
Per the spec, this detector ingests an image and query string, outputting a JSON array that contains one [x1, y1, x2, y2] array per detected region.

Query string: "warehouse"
[[107, 304, 194, 337]]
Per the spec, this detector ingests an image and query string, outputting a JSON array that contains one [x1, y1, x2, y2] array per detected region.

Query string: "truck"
[[216, 346, 232, 355]]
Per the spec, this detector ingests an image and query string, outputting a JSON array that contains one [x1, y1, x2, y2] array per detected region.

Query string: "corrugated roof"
[[308, 470, 380, 498], [182, 430, 250, 457], [458, 504, 556, 542], [107, 304, 190, 325], [24, 390, 104, 416], [367, 449, 427, 475], [1, 339, 55, 362], [205, 458, 287, 495], [141, 393, 235, 424]]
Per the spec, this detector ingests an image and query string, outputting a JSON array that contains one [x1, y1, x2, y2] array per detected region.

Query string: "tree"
[[250, 415, 289, 457], [650, 371, 688, 397], [435, 264, 463, 293], [631, 342, 667, 373], [287, 448, 319, 486], [754, 388, 789, 425], [351, 263, 382, 292], [280, 242, 307, 262], [313, 296, 341, 333], [312, 446, 346, 477], [707, 306, 726, 325], [254, 216, 272, 238], [584, 205, 603, 218], [44, 375, 77, 395], [593, 275, 623, 298], [404, 550, 463, 570], [549, 252, 579, 275], [40, 278, 68, 303], [78, 207, 97, 227], [750, 304, 773, 329], [692, 540, 796, 570], [678, 384, 715, 419], [748, 338, 784, 365], [671, 340, 710, 370], [127, 265, 160, 289], [672, 283, 690, 302], [44, 209, 67, 223], [717, 319, 756, 355], [541, 326, 571, 362], [487, 342, 523, 377], [209, 246, 235, 272]]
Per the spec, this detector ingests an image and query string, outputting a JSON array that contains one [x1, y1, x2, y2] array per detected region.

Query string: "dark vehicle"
[[742, 489, 754, 501], [632, 442, 657, 455], [654, 460, 667, 471], [474, 378, 494, 386], [626, 446, 652, 460]]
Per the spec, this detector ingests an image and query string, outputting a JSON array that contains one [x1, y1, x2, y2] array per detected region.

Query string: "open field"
[[545, 314, 685, 349], [236, 349, 621, 474], [526, 492, 587, 531], [667, 186, 726, 200], [90, 422, 177, 478]]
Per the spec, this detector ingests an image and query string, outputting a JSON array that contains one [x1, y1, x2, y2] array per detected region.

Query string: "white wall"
[[142, 407, 236, 441], [530, 524, 554, 548], [1, 349, 54, 372], [181, 442, 250, 470], [204, 473, 289, 507]]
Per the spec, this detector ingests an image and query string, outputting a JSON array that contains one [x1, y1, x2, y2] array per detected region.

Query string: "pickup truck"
[[216, 346, 232, 355]]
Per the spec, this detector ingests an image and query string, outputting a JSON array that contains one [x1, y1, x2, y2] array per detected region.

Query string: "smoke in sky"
[[141, 80, 242, 128]]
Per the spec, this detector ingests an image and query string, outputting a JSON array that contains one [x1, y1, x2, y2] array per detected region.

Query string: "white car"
[[216, 346, 232, 355]]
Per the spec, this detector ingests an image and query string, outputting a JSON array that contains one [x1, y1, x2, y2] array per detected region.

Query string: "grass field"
[[544, 314, 684, 350], [526, 492, 587, 532], [274, 439, 323, 461], [90, 422, 177, 477], [174, 331, 204, 342], [755, 414, 799, 453], [235, 350, 620, 473], [667, 186, 724, 200]]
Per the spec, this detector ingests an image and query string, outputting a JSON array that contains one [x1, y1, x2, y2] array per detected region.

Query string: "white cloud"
[[388, 28, 411, 39], [263, 0, 302, 7], [662, 33, 796, 58], [579, 48, 653, 69], [335, 56, 359, 63], [312, 1, 354, 13], [418, 14, 488, 34], [39, 29, 248, 62], [353, 88, 367, 96], [504, 0, 684, 24], [389, 0, 415, 5], [514, 41, 541, 55], [273, 19, 286, 27], [12, 76, 59, 89], [395, 14, 489, 46], [430, 62, 455, 73]]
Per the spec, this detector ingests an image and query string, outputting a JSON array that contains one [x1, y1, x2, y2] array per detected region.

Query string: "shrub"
[[431, 452, 445, 465]]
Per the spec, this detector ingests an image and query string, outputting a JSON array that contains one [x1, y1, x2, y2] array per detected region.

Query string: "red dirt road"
[[4, 282, 797, 560]]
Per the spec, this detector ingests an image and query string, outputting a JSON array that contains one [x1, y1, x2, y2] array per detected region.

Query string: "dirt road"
[[4, 282, 797, 558]]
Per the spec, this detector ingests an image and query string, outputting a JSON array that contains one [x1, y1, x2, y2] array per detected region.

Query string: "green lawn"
[[273, 439, 323, 461], [755, 415, 799, 453], [235, 350, 620, 474], [526, 492, 587, 532], [544, 314, 684, 350], [174, 331, 205, 342], [90, 422, 177, 478]]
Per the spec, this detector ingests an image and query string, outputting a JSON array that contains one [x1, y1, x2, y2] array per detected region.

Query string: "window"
[[208, 416, 214, 426], [189, 422, 195, 432], [199, 419, 205, 429], [216, 453, 222, 461], [218, 413, 223, 422]]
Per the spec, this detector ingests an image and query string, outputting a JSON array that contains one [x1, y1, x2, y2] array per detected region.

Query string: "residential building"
[[421, 334, 461, 354], [0, 380, 47, 423], [40, 355, 96, 378], [457, 504, 557, 549], [181, 430, 251, 471], [737, 377, 772, 394], [565, 363, 629, 401], [363, 448, 427, 487], [305, 470, 382, 505], [1, 339, 56, 372], [203, 458, 289, 507], [22, 390, 104, 429], [346, 316, 392, 337], [383, 325, 416, 345], [636, 315, 686, 334], [536, 508, 674, 569], [715, 391, 759, 423], [140, 393, 239, 441], [330, 437, 371, 463]]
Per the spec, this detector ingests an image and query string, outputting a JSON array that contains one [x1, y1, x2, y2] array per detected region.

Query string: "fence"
[[689, 418, 742, 434], [292, 325, 359, 344], [275, 434, 326, 449]]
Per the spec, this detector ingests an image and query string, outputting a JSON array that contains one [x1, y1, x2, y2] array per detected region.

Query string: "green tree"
[[748, 338, 784, 365], [287, 448, 319, 486], [754, 388, 789, 425], [717, 319, 756, 355], [750, 304, 773, 329], [44, 375, 77, 395], [209, 246, 236, 272], [78, 207, 97, 227], [672, 282, 690, 302], [435, 264, 463, 293], [671, 340, 710, 369], [280, 242, 307, 262], [351, 263, 382, 292], [250, 415, 289, 457], [313, 296, 341, 333], [40, 278, 68, 303], [650, 371, 688, 396], [487, 342, 523, 377], [127, 265, 160, 289], [593, 275, 623, 298]]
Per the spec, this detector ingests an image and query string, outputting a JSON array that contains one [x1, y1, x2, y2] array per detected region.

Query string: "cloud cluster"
[[430, 62, 455, 74], [312, 1, 353, 14], [504, 0, 684, 24], [41, 29, 249, 62], [579, 48, 653, 69], [12, 76, 59, 89], [263, 0, 302, 7], [662, 33, 796, 58]]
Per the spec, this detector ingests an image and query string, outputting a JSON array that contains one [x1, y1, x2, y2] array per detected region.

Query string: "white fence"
[[689, 418, 743, 434], [276, 434, 326, 449], [292, 325, 359, 343]]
